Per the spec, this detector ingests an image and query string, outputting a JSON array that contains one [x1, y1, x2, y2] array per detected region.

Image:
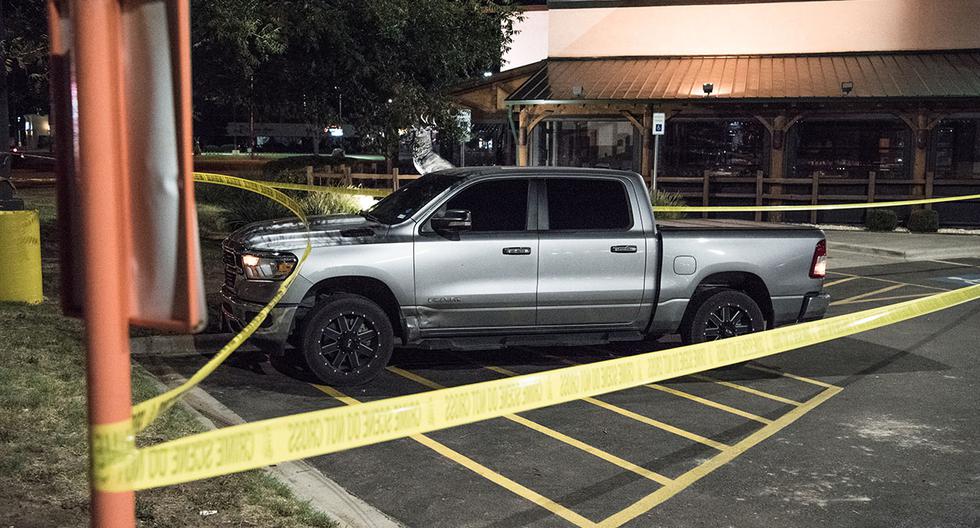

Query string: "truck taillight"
[[810, 239, 827, 279]]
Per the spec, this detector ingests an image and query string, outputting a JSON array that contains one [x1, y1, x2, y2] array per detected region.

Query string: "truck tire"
[[681, 289, 765, 345], [300, 294, 394, 386]]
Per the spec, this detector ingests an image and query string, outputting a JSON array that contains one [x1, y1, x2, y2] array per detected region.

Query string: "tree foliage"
[[201, 0, 518, 153], [1, 0, 517, 156]]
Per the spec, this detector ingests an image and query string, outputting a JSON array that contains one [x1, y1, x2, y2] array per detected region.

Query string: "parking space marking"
[[385, 366, 674, 486], [823, 276, 860, 288], [483, 364, 731, 451], [645, 384, 773, 424], [832, 292, 935, 305], [745, 364, 839, 389], [596, 385, 843, 528], [312, 383, 597, 528], [691, 374, 803, 406], [535, 351, 772, 424], [829, 283, 905, 306], [827, 271, 951, 292]]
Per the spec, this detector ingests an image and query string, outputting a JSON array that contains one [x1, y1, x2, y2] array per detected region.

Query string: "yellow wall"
[[548, 0, 980, 57]]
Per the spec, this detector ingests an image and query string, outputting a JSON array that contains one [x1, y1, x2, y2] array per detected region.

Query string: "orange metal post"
[[72, 0, 136, 525]]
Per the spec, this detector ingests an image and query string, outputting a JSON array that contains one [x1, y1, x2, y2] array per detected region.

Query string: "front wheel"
[[300, 294, 394, 386], [681, 289, 765, 345]]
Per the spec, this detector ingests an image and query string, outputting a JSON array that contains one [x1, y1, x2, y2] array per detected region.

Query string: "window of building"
[[546, 178, 631, 230], [443, 179, 529, 232], [790, 119, 911, 180], [531, 120, 639, 172], [931, 119, 980, 180], [660, 118, 766, 178]]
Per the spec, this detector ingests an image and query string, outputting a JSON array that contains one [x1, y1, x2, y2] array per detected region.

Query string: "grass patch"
[[0, 186, 336, 527]]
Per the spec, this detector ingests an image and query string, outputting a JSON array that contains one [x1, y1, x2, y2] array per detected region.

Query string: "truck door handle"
[[610, 245, 637, 253], [502, 247, 532, 255]]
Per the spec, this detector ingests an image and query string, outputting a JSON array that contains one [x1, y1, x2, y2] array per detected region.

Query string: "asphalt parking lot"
[[142, 258, 980, 528]]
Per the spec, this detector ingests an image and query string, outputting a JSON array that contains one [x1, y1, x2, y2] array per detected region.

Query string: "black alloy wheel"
[[681, 289, 766, 346], [300, 294, 394, 386], [702, 304, 753, 341]]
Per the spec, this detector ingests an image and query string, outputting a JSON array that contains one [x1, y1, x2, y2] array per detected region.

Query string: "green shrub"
[[262, 155, 345, 183], [865, 209, 898, 232], [651, 188, 687, 220], [907, 208, 939, 233], [300, 190, 364, 217]]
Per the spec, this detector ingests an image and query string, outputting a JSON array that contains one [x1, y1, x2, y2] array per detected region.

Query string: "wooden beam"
[[527, 110, 553, 133], [621, 110, 643, 131]]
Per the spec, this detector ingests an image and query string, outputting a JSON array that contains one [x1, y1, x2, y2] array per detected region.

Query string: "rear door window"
[[546, 178, 632, 230]]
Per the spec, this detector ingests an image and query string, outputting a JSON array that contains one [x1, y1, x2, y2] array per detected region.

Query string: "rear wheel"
[[300, 294, 394, 386], [681, 289, 765, 346]]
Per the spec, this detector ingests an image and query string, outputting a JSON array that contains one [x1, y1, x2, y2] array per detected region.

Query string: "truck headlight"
[[240, 252, 297, 281]]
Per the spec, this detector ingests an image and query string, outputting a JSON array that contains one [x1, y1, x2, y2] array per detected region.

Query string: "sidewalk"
[[825, 230, 980, 261]]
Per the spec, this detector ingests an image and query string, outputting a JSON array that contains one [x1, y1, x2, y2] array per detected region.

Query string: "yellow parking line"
[[645, 384, 772, 424], [312, 384, 597, 528], [581, 396, 730, 452], [823, 276, 859, 288], [691, 374, 803, 407], [745, 364, 840, 389], [832, 292, 934, 305], [598, 386, 843, 528], [827, 271, 951, 292], [483, 363, 730, 451], [385, 367, 673, 486], [829, 283, 905, 306]]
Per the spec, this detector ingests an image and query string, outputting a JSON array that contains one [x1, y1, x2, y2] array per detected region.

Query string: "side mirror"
[[431, 209, 472, 236]]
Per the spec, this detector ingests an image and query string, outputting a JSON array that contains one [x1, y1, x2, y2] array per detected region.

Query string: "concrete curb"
[[130, 333, 235, 357], [136, 356, 405, 528], [827, 242, 980, 261]]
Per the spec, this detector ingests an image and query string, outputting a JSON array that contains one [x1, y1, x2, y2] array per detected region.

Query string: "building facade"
[[452, 0, 980, 225]]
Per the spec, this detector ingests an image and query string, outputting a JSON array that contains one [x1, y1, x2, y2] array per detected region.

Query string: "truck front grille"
[[223, 246, 239, 288]]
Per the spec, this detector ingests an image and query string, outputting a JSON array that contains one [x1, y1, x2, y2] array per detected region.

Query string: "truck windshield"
[[364, 173, 463, 225]]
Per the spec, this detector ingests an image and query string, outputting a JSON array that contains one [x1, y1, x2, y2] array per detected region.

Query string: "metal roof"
[[506, 50, 980, 104]]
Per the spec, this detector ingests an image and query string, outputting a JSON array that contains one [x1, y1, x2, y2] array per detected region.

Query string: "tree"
[[208, 0, 519, 160], [1, 0, 49, 180]]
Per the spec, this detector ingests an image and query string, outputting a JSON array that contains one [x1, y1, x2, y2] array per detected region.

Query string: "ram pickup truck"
[[221, 167, 829, 385]]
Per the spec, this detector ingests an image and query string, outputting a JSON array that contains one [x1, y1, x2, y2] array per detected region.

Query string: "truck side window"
[[443, 179, 529, 232], [546, 178, 632, 230]]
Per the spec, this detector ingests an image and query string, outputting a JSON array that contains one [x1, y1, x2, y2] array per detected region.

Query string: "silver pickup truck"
[[221, 167, 829, 385]]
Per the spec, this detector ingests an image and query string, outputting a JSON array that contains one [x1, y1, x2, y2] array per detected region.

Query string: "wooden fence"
[[656, 170, 967, 222]]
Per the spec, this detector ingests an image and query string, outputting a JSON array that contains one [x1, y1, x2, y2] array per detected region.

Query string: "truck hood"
[[226, 214, 387, 252]]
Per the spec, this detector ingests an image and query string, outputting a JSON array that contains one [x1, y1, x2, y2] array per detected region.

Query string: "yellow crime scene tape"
[[97, 283, 980, 491], [128, 173, 313, 433], [90, 171, 980, 493], [261, 180, 391, 198], [653, 193, 980, 213]]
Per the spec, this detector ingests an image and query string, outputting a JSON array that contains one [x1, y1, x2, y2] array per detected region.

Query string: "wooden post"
[[305, 165, 314, 186], [342, 164, 352, 187], [641, 107, 653, 185], [769, 115, 787, 223], [912, 110, 929, 199], [392, 168, 399, 191], [810, 173, 820, 224], [754, 169, 764, 222], [868, 171, 877, 202], [517, 108, 529, 167], [702, 170, 711, 219], [925, 170, 935, 210]]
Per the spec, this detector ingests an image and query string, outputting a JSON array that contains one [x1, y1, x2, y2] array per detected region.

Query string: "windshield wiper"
[[359, 210, 384, 223]]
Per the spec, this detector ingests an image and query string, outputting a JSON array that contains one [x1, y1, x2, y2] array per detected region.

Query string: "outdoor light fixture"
[[482, 71, 492, 78], [702, 83, 714, 96], [841, 81, 854, 96], [572, 85, 585, 98]]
